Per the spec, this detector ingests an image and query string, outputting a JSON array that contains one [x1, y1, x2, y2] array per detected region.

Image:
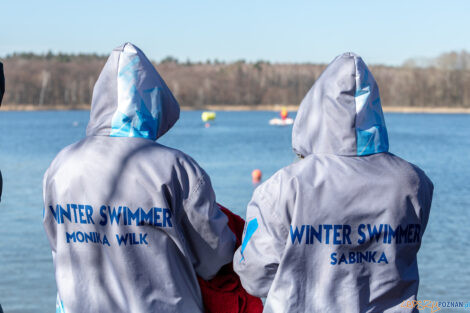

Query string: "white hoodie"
[[43, 43, 235, 313], [234, 53, 433, 313]]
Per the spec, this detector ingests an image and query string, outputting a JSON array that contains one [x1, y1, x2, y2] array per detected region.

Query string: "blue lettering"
[[306, 224, 310, 244], [140, 208, 153, 225], [154, 207, 162, 227], [358, 251, 367, 263], [99, 205, 107, 226], [398, 225, 408, 244], [290, 225, 305, 244], [349, 252, 356, 264], [163, 208, 172, 227], [66, 232, 76, 243], [78, 205, 86, 223], [76, 231, 84, 242], [131, 233, 139, 244], [70, 204, 78, 223], [369, 251, 377, 262], [343, 225, 352, 244], [383, 224, 388, 243], [309, 225, 322, 244], [85, 205, 95, 224], [109, 206, 122, 225], [414, 224, 421, 243], [330, 252, 337, 265], [323, 224, 332, 244], [407, 224, 414, 243], [358, 224, 366, 244], [333, 225, 342, 244], [387, 225, 397, 243], [127, 207, 140, 226], [116, 234, 128, 246], [140, 233, 148, 245], [378, 252, 388, 264], [60, 205, 72, 224], [367, 224, 383, 243], [49, 205, 59, 223], [102, 235, 110, 246]]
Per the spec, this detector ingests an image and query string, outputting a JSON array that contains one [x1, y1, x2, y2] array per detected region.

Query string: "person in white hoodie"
[[43, 43, 235, 313], [234, 52, 434, 313], [0, 62, 4, 202]]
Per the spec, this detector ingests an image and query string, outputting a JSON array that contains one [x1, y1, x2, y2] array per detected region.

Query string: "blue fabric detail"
[[240, 218, 259, 262], [355, 95, 389, 155], [356, 125, 389, 156], [110, 54, 161, 140], [354, 61, 389, 156], [355, 88, 369, 97], [56, 294, 65, 313]]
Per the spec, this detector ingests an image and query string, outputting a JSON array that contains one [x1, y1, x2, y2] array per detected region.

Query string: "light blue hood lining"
[[110, 44, 162, 139], [354, 56, 389, 156], [86, 42, 180, 141], [292, 52, 389, 157]]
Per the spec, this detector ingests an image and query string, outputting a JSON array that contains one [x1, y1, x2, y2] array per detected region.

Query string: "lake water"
[[0, 111, 469, 312]]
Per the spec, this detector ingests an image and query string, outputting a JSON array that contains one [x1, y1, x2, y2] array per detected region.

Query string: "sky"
[[1, 0, 470, 65]]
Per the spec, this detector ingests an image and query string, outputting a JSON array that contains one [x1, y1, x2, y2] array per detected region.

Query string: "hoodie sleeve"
[[180, 169, 236, 280], [416, 168, 434, 235], [233, 174, 289, 297]]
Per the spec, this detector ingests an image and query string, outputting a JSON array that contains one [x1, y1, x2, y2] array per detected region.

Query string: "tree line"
[[1, 51, 470, 108]]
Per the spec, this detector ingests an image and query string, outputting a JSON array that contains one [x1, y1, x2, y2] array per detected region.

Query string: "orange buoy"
[[205, 123, 211, 128], [252, 169, 262, 184]]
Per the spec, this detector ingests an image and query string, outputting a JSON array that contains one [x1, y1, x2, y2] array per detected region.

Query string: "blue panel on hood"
[[356, 125, 389, 156], [354, 57, 389, 156], [292, 52, 389, 157], [110, 50, 161, 139]]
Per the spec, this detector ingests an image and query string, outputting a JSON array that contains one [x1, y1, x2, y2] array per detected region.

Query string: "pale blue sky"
[[1, 0, 470, 65]]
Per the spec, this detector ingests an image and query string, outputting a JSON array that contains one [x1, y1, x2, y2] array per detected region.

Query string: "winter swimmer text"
[[289, 223, 422, 265], [47, 203, 173, 247]]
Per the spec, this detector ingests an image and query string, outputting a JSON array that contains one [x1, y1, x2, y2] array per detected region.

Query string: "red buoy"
[[252, 169, 262, 184]]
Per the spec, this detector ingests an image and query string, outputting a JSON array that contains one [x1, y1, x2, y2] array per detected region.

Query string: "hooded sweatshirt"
[[233, 53, 434, 313], [43, 43, 235, 313]]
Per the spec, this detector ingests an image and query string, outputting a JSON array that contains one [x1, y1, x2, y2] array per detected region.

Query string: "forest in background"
[[1, 50, 470, 109]]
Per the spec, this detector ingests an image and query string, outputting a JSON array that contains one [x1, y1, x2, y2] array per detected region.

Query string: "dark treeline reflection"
[[2, 51, 470, 108]]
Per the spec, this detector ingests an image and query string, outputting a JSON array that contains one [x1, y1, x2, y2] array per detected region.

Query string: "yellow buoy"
[[280, 107, 288, 120], [201, 111, 216, 122]]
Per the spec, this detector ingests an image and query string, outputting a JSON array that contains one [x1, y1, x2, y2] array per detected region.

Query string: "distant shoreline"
[[2, 104, 470, 114]]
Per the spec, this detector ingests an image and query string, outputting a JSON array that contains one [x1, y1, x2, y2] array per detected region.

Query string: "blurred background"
[[1, 1, 469, 312]]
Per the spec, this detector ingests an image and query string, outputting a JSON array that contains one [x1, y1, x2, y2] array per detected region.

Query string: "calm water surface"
[[0, 111, 469, 312]]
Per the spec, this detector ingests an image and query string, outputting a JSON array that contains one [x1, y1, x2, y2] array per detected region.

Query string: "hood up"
[[292, 52, 388, 157], [86, 43, 180, 140]]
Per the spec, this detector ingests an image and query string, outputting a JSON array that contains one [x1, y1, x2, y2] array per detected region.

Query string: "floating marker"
[[201, 111, 216, 122], [252, 169, 262, 184]]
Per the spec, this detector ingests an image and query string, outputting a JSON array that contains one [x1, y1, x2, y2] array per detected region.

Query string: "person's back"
[[1, 61, 4, 201], [43, 43, 235, 313], [233, 52, 433, 313]]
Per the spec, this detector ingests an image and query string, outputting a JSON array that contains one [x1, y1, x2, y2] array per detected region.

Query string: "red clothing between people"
[[197, 205, 263, 313]]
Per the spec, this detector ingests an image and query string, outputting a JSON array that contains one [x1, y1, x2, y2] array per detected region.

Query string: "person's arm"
[[179, 169, 236, 280], [0, 63, 4, 201], [233, 176, 289, 297]]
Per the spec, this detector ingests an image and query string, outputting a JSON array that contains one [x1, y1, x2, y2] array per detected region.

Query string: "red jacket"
[[197, 205, 263, 313]]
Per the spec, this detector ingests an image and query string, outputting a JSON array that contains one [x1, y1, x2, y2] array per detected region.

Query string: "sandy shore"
[[382, 106, 470, 113], [2, 104, 470, 114], [1, 104, 91, 111]]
